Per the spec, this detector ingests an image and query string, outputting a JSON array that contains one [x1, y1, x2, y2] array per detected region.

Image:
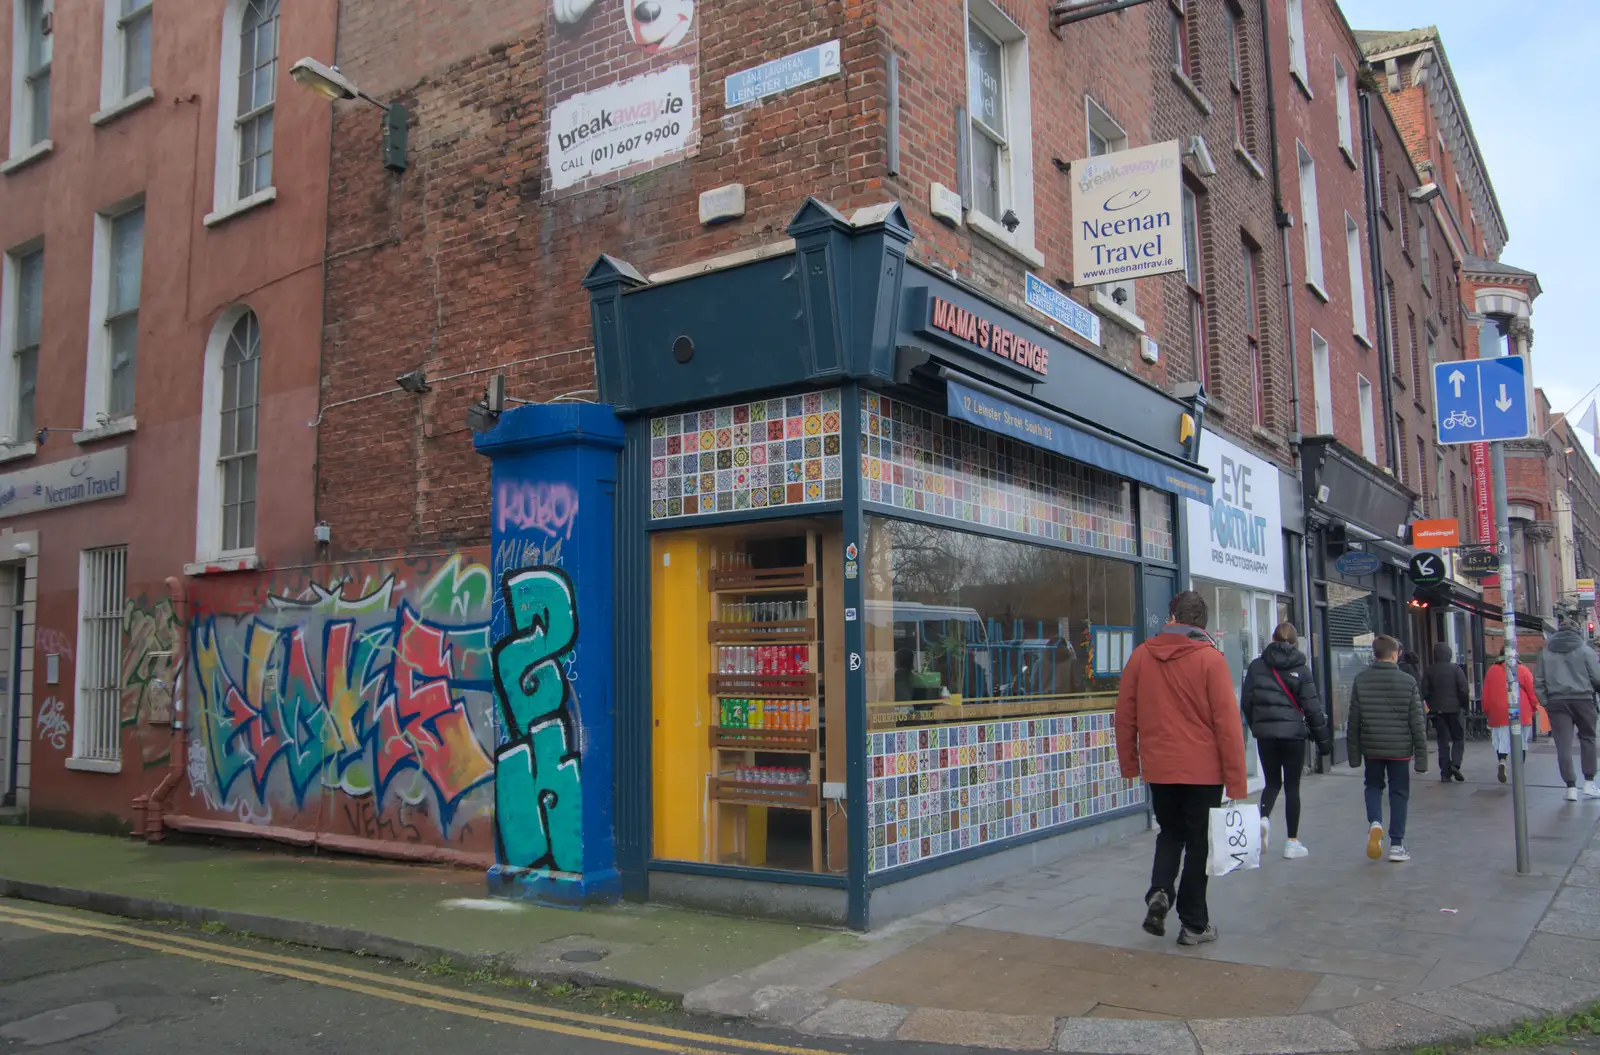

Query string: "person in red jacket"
[[1482, 647, 1539, 785], [1117, 590, 1248, 947]]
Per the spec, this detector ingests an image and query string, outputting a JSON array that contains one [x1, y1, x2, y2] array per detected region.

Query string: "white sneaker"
[[1260, 816, 1271, 856], [1389, 844, 1412, 863], [1584, 782, 1600, 799], [1283, 839, 1309, 859], [1567, 786, 1580, 802]]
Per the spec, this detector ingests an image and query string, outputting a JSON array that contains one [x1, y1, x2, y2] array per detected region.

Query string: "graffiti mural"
[[123, 594, 181, 766], [36, 696, 69, 752], [491, 567, 582, 871], [494, 481, 580, 539], [188, 554, 496, 846]]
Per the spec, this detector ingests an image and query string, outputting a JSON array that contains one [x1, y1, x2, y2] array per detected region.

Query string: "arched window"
[[196, 308, 259, 560], [207, 0, 279, 224]]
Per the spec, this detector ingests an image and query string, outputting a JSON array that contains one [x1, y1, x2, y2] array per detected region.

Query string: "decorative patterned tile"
[[1141, 487, 1176, 563], [651, 390, 843, 519], [865, 711, 1143, 874], [860, 393, 1137, 557]]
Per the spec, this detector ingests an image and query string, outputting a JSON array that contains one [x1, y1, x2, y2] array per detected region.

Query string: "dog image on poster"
[[551, 0, 695, 55]]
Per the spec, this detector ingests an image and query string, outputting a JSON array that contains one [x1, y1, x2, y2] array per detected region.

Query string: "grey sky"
[[1336, 0, 1600, 462]]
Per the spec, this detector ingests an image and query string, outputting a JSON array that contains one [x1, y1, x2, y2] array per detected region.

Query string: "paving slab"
[[896, 1007, 1056, 1050], [1400, 986, 1541, 1032], [1329, 998, 1472, 1049], [1517, 932, 1600, 981], [794, 999, 908, 1040], [742, 986, 831, 1027], [1461, 967, 1600, 1014], [1188, 1015, 1359, 1055], [1054, 1017, 1198, 1054]]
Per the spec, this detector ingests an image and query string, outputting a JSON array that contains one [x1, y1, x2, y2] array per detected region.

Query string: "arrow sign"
[[1433, 356, 1532, 445]]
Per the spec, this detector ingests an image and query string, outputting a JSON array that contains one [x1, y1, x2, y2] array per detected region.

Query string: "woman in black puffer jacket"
[[1241, 622, 1331, 860]]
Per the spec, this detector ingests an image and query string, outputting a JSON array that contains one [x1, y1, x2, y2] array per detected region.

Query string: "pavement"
[[6, 739, 1600, 1053]]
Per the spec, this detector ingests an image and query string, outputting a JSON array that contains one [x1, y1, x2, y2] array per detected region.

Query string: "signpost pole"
[[1491, 440, 1532, 874]]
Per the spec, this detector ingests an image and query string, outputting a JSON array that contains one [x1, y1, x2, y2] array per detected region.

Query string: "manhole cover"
[[560, 949, 607, 963]]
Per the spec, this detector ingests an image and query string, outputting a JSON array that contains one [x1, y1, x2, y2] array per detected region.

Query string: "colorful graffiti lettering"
[[189, 555, 496, 838], [495, 482, 580, 539], [123, 595, 181, 766], [36, 696, 69, 751], [492, 566, 582, 872]]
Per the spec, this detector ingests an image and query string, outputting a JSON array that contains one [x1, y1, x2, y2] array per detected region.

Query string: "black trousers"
[[1432, 713, 1465, 774], [1147, 783, 1223, 931], [1257, 738, 1307, 837]]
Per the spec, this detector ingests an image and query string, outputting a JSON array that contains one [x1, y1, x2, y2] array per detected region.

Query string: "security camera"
[[1186, 135, 1218, 179], [1408, 182, 1441, 204], [12, 541, 32, 555], [1000, 209, 1021, 233], [395, 370, 431, 394]]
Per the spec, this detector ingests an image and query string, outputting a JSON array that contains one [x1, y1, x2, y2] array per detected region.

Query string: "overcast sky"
[[1337, 0, 1600, 465]]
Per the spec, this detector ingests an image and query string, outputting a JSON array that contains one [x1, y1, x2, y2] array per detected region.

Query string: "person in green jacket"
[[1347, 634, 1429, 863]]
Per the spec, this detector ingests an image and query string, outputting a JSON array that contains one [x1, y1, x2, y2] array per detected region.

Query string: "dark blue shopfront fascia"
[[584, 198, 1212, 929]]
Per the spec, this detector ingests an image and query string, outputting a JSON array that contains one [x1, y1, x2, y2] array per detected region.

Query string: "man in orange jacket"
[[1116, 590, 1249, 947]]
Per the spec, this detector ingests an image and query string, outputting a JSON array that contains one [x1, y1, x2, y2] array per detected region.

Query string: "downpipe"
[[133, 576, 188, 841]]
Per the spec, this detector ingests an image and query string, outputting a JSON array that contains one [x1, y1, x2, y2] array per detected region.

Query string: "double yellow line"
[[0, 901, 836, 1055]]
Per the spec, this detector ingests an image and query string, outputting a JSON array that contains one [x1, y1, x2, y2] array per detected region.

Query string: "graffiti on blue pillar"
[[491, 566, 582, 872]]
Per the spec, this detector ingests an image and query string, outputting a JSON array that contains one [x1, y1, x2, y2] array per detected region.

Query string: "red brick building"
[[0, 1, 333, 825]]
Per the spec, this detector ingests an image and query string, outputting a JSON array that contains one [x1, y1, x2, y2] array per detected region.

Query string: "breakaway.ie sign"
[[1069, 140, 1185, 287], [0, 447, 127, 520]]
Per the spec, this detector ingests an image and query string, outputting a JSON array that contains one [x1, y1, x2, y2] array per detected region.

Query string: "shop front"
[[1300, 437, 1419, 757], [580, 199, 1212, 929], [1184, 430, 1304, 792]]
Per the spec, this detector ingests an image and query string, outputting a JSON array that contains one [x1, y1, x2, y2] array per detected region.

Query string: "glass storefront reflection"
[[863, 515, 1137, 728], [1325, 581, 1376, 730]]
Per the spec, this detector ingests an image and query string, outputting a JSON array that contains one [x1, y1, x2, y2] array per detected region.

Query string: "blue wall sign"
[[1335, 551, 1384, 577], [945, 379, 1211, 503], [724, 40, 842, 108], [1433, 356, 1532, 445], [1024, 273, 1101, 346]]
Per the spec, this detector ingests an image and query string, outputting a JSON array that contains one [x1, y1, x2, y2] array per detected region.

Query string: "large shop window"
[[1325, 581, 1375, 731], [863, 516, 1137, 728]]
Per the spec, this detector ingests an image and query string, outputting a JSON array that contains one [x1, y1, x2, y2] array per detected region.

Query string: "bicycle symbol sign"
[[1440, 409, 1477, 431], [1432, 357, 1531, 446]]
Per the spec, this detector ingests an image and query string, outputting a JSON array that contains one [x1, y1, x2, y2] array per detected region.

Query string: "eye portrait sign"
[[1069, 140, 1185, 286]]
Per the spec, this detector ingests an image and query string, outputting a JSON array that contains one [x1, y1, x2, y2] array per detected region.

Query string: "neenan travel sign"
[[1069, 139, 1184, 286], [0, 447, 127, 519]]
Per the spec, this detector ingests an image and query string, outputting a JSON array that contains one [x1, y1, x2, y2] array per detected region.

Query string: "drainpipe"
[[1358, 87, 1399, 475], [133, 576, 187, 841]]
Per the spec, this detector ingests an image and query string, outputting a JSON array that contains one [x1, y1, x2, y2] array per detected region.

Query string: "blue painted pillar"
[[474, 402, 624, 906]]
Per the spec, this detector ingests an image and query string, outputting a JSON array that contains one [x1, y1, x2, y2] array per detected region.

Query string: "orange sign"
[[1412, 518, 1460, 549]]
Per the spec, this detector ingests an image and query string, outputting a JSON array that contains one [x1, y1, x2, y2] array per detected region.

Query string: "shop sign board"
[[0, 447, 127, 520], [1578, 578, 1596, 603], [1024, 273, 1101, 346], [1412, 518, 1460, 549], [1461, 549, 1499, 579], [549, 65, 694, 191], [924, 294, 1050, 375], [1408, 552, 1446, 587], [1184, 430, 1283, 593], [1336, 551, 1383, 577], [724, 40, 841, 107], [1471, 443, 1496, 545], [1069, 140, 1185, 286]]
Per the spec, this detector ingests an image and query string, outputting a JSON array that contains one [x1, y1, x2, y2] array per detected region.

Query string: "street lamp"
[[289, 57, 409, 172]]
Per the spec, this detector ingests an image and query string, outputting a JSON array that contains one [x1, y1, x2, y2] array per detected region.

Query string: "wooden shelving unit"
[[707, 532, 824, 873]]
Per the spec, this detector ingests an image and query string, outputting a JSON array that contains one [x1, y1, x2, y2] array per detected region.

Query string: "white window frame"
[[1333, 59, 1354, 161], [195, 306, 261, 562], [1297, 142, 1325, 295], [1345, 212, 1368, 343], [7, 0, 53, 160], [208, 0, 279, 226], [1419, 222, 1431, 293], [84, 197, 145, 431], [1357, 374, 1376, 461], [96, 0, 155, 119], [71, 544, 126, 772], [0, 241, 42, 452], [1085, 97, 1137, 318], [1286, 0, 1310, 94], [1311, 330, 1332, 434], [963, 0, 1040, 266]]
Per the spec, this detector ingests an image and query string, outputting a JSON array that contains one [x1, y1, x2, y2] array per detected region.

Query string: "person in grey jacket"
[[1534, 620, 1600, 801], [1348, 635, 1428, 863]]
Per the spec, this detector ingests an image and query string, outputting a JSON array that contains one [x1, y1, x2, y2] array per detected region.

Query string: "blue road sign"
[[1433, 356, 1532, 445]]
